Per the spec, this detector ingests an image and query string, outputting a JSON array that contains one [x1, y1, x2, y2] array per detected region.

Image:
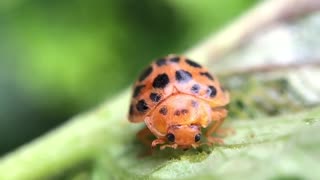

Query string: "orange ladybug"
[[128, 55, 229, 150]]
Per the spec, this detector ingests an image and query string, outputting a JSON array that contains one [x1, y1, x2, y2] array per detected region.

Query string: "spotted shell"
[[128, 55, 229, 123]]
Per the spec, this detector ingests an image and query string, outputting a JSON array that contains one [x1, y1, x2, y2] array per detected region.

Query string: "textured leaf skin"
[[94, 107, 320, 180]]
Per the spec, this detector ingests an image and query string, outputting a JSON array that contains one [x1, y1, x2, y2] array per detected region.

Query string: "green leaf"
[[93, 107, 320, 180]]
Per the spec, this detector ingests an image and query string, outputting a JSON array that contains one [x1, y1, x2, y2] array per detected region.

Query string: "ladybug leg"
[[137, 126, 154, 147], [151, 138, 166, 149], [216, 127, 235, 137], [205, 108, 228, 145]]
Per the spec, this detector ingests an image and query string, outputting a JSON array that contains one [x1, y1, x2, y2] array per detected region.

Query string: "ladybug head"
[[166, 124, 201, 148]]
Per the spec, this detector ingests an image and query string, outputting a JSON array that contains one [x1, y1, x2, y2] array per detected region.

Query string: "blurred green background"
[[0, 0, 256, 155]]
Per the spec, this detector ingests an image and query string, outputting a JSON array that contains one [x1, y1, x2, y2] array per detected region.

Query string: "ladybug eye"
[[166, 133, 175, 142], [195, 134, 201, 142]]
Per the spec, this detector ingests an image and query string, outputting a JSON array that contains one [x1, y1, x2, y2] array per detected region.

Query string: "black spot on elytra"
[[175, 70, 192, 83], [159, 106, 168, 115], [191, 84, 200, 94], [186, 59, 202, 68], [174, 110, 181, 116], [200, 72, 214, 80], [136, 99, 149, 112], [139, 66, 153, 82], [133, 85, 145, 97], [169, 56, 180, 63], [191, 100, 198, 108], [150, 93, 161, 102], [207, 85, 217, 98], [152, 73, 169, 88], [155, 58, 166, 66]]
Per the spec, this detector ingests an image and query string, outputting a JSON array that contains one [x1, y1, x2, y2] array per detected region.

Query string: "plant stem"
[[0, 92, 132, 180], [187, 0, 320, 61]]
